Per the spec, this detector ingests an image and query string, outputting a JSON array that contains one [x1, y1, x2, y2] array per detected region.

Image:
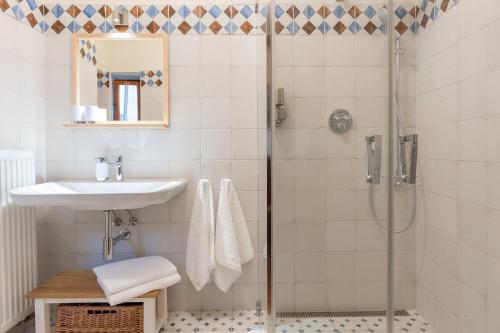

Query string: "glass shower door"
[[271, 0, 395, 331]]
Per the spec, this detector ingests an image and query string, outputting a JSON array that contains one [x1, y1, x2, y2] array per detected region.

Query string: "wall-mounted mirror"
[[70, 33, 169, 128]]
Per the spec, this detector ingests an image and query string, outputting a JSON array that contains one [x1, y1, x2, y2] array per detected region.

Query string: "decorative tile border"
[[140, 70, 163, 87], [416, 0, 460, 30], [79, 39, 97, 65], [41, 3, 267, 35], [97, 69, 109, 88], [275, 3, 390, 36], [96, 70, 163, 88], [0, 0, 462, 36]]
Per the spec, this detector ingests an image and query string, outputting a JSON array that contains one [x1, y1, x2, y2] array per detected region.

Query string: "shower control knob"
[[329, 109, 353, 134]]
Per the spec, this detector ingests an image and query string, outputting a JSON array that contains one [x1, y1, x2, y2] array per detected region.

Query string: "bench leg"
[[157, 289, 168, 329], [143, 299, 156, 333], [34, 299, 50, 333]]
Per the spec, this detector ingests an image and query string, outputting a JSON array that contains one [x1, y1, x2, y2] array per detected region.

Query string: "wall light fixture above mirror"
[[68, 33, 169, 128]]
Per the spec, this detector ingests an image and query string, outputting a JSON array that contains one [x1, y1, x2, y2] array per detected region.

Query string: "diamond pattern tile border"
[[1, 0, 461, 36]]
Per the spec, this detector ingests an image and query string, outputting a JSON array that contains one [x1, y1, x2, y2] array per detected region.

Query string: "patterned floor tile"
[[332, 317, 370, 331], [275, 317, 301, 332], [298, 317, 333, 332], [363, 316, 386, 330], [168, 311, 201, 332], [198, 310, 233, 331], [9, 309, 435, 333], [232, 310, 262, 331]]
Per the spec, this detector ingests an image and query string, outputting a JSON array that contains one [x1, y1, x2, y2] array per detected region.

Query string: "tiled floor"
[[167, 309, 434, 333], [8, 309, 434, 333]]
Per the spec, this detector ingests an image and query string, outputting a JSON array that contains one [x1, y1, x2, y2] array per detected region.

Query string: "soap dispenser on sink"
[[95, 157, 109, 182]]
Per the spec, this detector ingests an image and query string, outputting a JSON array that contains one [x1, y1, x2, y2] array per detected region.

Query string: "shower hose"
[[368, 85, 417, 234]]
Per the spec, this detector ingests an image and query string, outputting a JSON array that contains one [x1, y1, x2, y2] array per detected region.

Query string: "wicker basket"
[[56, 303, 143, 333]]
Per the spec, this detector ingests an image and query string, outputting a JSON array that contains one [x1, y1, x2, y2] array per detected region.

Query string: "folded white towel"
[[186, 179, 216, 291], [214, 178, 255, 292], [93, 256, 178, 304], [105, 273, 181, 306]]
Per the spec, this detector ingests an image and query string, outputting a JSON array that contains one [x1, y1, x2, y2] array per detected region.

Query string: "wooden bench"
[[27, 271, 167, 333]]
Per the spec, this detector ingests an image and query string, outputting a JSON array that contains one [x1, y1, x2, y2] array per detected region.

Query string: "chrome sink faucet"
[[109, 155, 123, 181], [95, 155, 123, 182]]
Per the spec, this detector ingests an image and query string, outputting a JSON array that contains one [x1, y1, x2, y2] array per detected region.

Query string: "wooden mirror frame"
[[69, 33, 169, 128]]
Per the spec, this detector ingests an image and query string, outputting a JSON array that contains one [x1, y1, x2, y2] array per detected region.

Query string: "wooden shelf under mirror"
[[64, 121, 168, 128]]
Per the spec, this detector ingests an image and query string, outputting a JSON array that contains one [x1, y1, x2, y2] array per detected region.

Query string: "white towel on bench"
[[106, 274, 181, 306], [93, 256, 180, 305]]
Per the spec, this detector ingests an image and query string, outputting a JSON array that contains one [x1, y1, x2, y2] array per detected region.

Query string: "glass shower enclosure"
[[266, 0, 420, 332]]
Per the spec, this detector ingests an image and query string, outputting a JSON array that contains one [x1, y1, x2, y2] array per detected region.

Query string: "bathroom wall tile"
[[200, 66, 231, 97], [293, 160, 324, 190], [201, 129, 232, 159], [355, 251, 386, 282], [202, 284, 234, 310], [232, 160, 258, 190], [168, 129, 201, 160], [356, 221, 386, 251], [294, 222, 324, 251], [232, 129, 259, 159], [434, 266, 458, 313], [324, 67, 355, 97], [292, 129, 324, 159], [458, 162, 487, 206], [487, 300, 500, 333], [231, 66, 258, 97], [486, 254, 500, 305], [293, 67, 324, 98], [231, 97, 258, 128], [293, 190, 323, 221], [486, 163, 500, 210], [355, 36, 388, 67], [324, 36, 355, 67], [295, 252, 325, 282], [138, 223, 170, 254], [171, 283, 202, 311], [294, 283, 326, 311], [46, 221, 77, 255], [231, 35, 258, 66], [326, 251, 356, 283], [45, 254, 77, 278], [201, 160, 231, 187], [170, 222, 189, 253], [201, 97, 231, 128], [293, 35, 323, 66], [458, 241, 486, 295], [458, 202, 486, 252], [325, 221, 356, 251], [169, 35, 200, 66], [169, 66, 200, 97], [238, 190, 259, 222], [169, 160, 201, 190], [459, 27, 488, 79]]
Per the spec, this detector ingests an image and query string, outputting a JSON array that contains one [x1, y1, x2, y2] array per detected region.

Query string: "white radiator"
[[0, 151, 37, 333]]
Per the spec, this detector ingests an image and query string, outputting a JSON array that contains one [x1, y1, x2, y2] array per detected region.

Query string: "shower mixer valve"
[[275, 87, 287, 126], [396, 134, 418, 185]]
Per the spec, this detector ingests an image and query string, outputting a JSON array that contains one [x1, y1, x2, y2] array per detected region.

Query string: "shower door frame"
[[265, 0, 398, 332]]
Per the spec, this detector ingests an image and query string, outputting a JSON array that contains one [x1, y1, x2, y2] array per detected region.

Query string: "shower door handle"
[[406, 134, 418, 184], [365, 135, 382, 184]]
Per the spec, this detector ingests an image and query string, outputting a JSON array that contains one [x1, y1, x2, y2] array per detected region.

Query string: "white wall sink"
[[9, 179, 187, 210]]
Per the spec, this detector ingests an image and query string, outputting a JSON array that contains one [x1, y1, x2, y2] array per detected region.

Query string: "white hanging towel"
[[186, 179, 216, 291], [214, 178, 255, 292]]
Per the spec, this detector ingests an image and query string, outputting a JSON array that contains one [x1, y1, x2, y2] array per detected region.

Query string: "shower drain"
[[277, 310, 410, 318]]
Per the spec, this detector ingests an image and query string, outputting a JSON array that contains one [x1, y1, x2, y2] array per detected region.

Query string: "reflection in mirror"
[[73, 34, 168, 126]]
